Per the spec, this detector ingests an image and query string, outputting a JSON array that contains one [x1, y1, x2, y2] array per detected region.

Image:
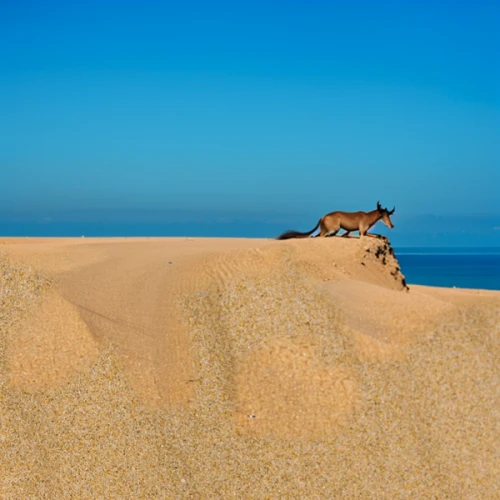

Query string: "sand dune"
[[6, 290, 98, 390], [1, 236, 499, 498]]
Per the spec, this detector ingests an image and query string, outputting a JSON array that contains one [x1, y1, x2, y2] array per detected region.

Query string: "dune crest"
[[281, 236, 408, 290]]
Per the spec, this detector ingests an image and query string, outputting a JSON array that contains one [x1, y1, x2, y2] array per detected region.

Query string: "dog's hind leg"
[[324, 229, 339, 238]]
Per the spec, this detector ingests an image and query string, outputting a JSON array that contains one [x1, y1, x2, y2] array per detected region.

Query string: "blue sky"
[[1, 1, 499, 240]]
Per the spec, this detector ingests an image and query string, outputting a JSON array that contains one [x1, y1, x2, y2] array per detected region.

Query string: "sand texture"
[[1, 236, 499, 498]]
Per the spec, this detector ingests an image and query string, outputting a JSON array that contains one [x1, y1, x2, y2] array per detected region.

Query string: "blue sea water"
[[395, 247, 500, 291]]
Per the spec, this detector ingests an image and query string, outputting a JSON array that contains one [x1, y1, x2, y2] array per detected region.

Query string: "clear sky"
[[1, 1, 499, 238]]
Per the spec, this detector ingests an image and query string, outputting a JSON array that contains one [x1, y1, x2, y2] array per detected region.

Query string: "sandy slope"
[[1, 236, 499, 498]]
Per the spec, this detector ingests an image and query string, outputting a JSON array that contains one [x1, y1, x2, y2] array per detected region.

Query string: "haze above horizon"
[[1, 1, 499, 242]]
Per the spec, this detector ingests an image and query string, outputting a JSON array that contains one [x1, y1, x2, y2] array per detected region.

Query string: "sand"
[[0, 236, 499, 498]]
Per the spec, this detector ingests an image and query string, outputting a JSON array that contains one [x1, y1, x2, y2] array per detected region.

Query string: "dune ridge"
[[1, 237, 499, 498]]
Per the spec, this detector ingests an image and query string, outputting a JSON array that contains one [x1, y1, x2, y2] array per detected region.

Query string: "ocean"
[[396, 247, 500, 291]]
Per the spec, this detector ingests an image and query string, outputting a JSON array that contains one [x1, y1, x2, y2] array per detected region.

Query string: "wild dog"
[[277, 202, 395, 240]]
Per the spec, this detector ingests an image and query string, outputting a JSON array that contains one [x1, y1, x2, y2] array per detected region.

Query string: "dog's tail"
[[276, 219, 321, 240]]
